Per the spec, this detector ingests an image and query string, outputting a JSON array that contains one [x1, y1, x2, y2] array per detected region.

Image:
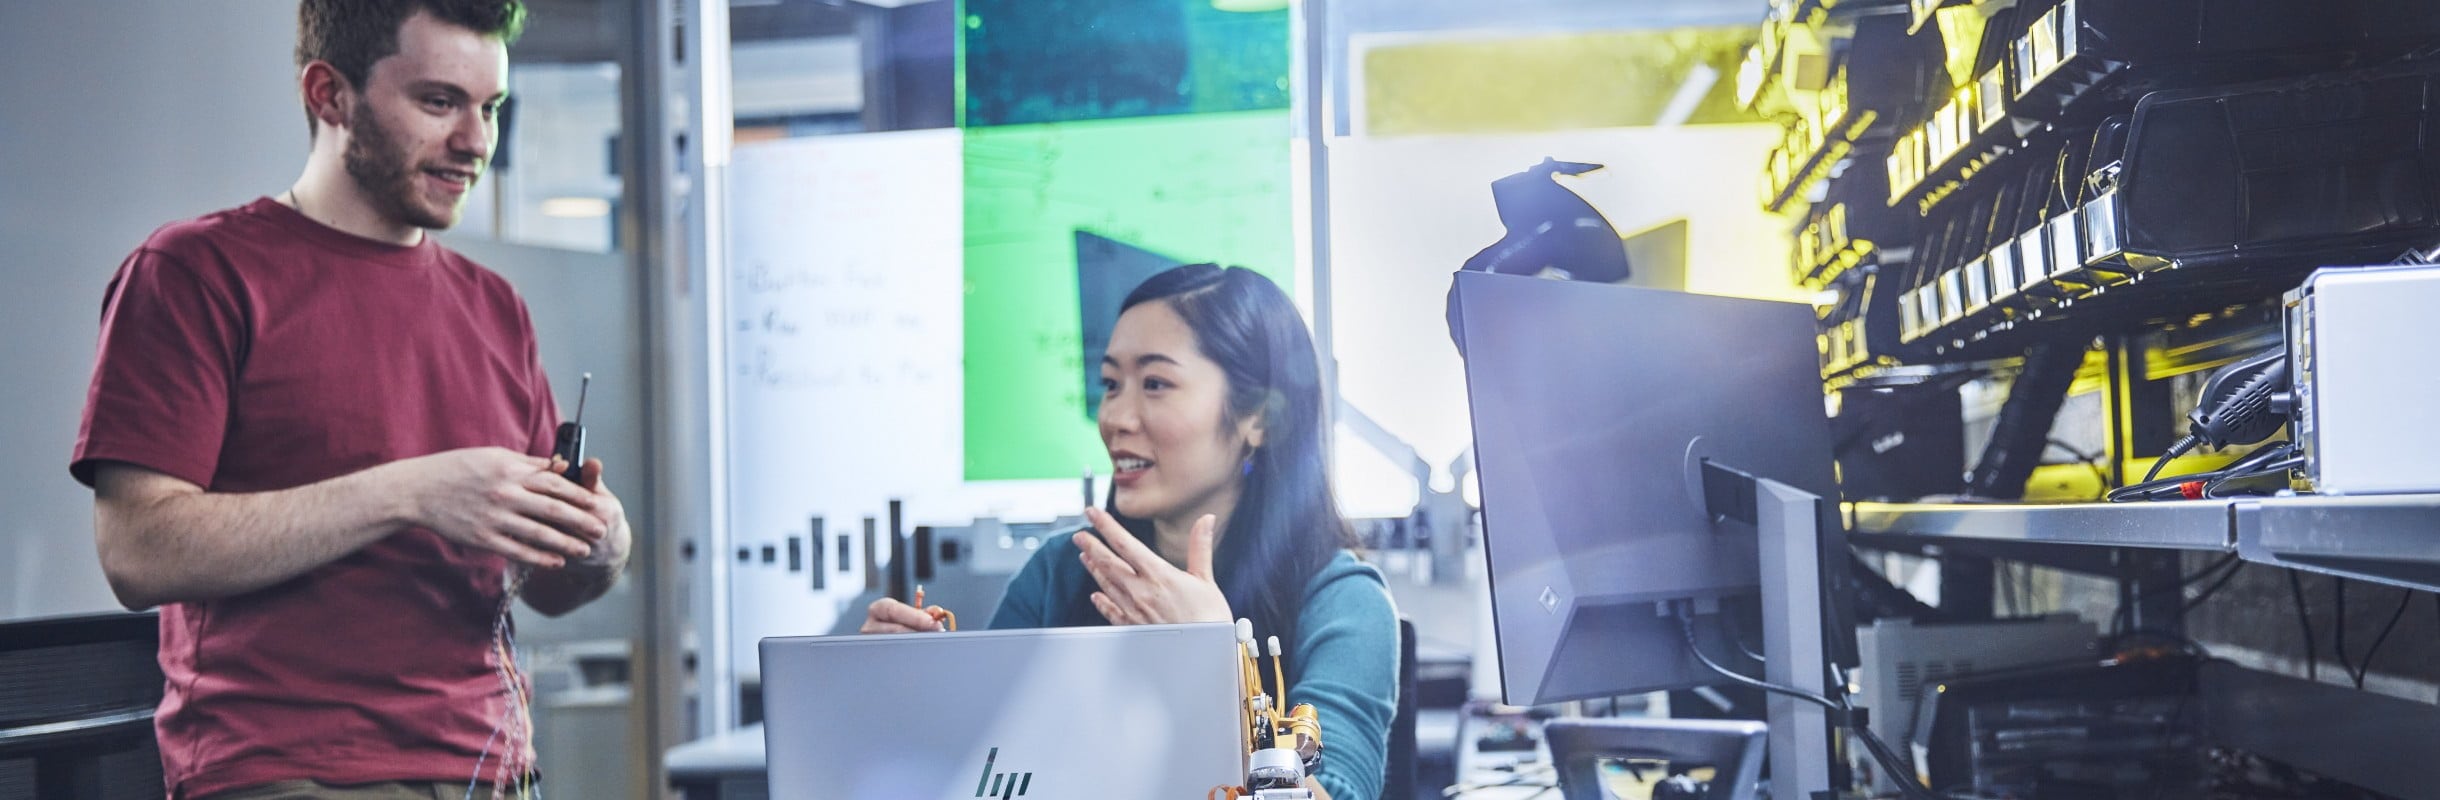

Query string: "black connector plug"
[[2187, 349, 2290, 449]]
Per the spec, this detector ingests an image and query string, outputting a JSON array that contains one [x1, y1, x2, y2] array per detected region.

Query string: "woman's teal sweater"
[[988, 536, 1400, 800]]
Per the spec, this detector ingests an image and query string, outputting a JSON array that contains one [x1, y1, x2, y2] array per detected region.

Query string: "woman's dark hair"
[[1073, 264, 1356, 647]]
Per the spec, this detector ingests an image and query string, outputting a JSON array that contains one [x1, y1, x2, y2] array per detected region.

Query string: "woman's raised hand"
[[1075, 507, 1233, 625]]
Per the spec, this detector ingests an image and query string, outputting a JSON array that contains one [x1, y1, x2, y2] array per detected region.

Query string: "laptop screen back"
[[761, 623, 1246, 799]]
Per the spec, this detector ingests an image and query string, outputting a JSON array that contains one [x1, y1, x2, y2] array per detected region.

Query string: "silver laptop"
[[761, 622, 1247, 799]]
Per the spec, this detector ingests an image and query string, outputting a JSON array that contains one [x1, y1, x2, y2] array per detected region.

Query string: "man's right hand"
[[861, 597, 945, 634], [395, 447, 604, 569]]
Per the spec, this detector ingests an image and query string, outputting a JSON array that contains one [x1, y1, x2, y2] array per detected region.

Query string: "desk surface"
[[1447, 710, 1558, 799], [673, 712, 1690, 798], [664, 723, 765, 776], [1448, 709, 1722, 799]]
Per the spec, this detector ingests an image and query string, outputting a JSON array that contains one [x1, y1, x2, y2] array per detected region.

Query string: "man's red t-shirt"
[[71, 198, 561, 799]]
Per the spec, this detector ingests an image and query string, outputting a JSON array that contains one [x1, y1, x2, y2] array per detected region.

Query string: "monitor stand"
[[1701, 460, 1834, 800]]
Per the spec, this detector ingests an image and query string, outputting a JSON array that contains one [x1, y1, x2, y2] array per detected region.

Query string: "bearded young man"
[[69, 2, 631, 798]]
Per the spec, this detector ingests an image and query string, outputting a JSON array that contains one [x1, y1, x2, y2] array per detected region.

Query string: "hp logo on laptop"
[[974, 747, 1033, 799]]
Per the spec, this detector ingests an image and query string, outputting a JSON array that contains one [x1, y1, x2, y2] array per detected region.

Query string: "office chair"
[[0, 612, 163, 800], [1383, 617, 1418, 800]]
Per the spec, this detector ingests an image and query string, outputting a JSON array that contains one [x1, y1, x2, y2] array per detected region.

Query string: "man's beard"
[[343, 102, 475, 231]]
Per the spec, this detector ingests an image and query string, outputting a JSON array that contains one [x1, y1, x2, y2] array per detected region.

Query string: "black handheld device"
[[552, 373, 591, 485], [2187, 349, 2290, 449]]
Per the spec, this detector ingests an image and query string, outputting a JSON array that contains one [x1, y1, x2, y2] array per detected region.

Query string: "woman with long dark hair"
[[865, 264, 1398, 800]]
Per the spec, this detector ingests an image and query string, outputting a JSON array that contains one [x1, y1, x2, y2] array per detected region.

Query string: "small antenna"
[[571, 372, 592, 425]]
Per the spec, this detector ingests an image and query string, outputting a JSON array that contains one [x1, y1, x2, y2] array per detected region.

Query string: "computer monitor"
[[1616, 217, 1689, 293], [1453, 272, 1840, 708], [1074, 230, 1184, 421]]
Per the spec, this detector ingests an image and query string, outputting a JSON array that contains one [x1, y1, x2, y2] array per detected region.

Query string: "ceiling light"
[[540, 197, 612, 218]]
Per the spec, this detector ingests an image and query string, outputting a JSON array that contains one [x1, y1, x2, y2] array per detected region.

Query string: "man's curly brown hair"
[[294, 0, 526, 134]]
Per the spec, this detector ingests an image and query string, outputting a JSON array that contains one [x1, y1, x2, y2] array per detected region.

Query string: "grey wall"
[[0, 1, 307, 621]]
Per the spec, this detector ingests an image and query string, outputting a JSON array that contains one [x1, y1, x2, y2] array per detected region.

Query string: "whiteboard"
[[725, 130, 961, 668], [723, 130, 1081, 674]]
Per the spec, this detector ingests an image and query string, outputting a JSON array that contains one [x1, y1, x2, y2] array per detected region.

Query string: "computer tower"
[[1852, 615, 2097, 794]]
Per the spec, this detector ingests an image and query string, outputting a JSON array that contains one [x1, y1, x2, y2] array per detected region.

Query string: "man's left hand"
[[521, 457, 630, 616], [560, 457, 630, 571]]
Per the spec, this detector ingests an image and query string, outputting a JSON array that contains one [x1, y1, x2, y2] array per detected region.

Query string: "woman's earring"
[[1241, 456, 1254, 476]]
